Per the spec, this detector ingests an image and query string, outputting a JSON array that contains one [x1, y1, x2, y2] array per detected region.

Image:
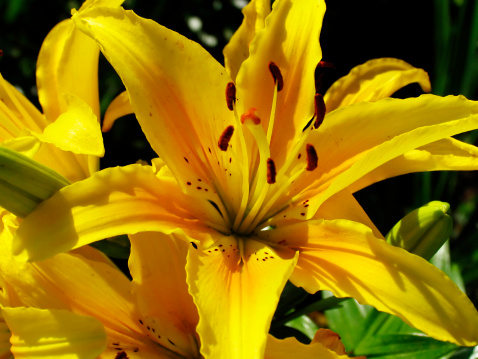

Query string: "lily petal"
[[32, 94, 104, 157], [261, 219, 478, 346], [265, 334, 349, 359], [277, 95, 478, 218], [13, 164, 221, 261], [0, 74, 49, 139], [187, 236, 297, 358], [73, 7, 244, 215], [324, 58, 431, 113], [129, 232, 200, 358], [3, 307, 107, 358], [37, 18, 101, 121], [223, 0, 271, 81], [349, 137, 478, 192], [237, 0, 325, 169], [103, 90, 132, 132], [1, 136, 41, 158]]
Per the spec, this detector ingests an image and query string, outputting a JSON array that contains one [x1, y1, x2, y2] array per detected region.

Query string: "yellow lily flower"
[[12, 0, 478, 357], [0, 0, 115, 183], [0, 209, 356, 358]]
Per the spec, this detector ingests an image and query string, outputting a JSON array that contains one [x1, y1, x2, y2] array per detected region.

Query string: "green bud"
[[0, 146, 70, 218], [386, 201, 453, 261]]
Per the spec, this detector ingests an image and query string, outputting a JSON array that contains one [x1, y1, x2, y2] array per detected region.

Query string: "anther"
[[268, 62, 284, 91], [267, 158, 276, 184], [306, 144, 318, 171], [225, 82, 236, 111], [218, 125, 234, 151], [240, 108, 261, 125], [314, 94, 326, 129]]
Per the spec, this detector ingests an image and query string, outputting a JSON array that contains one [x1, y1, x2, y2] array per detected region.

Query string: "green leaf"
[[354, 334, 458, 358], [323, 291, 372, 350], [284, 315, 319, 341]]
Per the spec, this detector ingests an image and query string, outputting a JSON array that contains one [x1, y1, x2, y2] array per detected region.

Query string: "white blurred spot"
[[199, 33, 218, 48], [187, 16, 203, 32], [232, 0, 248, 9]]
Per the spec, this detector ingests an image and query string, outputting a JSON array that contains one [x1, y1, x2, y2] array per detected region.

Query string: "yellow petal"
[[129, 232, 200, 357], [37, 19, 101, 120], [265, 334, 348, 359], [102, 90, 132, 132], [32, 94, 104, 157], [223, 0, 271, 81], [1, 136, 41, 158], [2, 307, 107, 358], [13, 164, 220, 261], [237, 0, 326, 169], [349, 137, 478, 192], [78, 0, 124, 11], [73, 7, 244, 215], [0, 73, 49, 139], [280, 95, 478, 218], [324, 58, 431, 112], [187, 236, 298, 358], [260, 219, 478, 346]]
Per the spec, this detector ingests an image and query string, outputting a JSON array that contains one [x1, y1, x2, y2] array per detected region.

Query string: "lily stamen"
[[314, 94, 326, 129], [268, 62, 283, 91], [306, 144, 318, 171], [267, 62, 283, 145], [266, 158, 276, 184], [225, 82, 236, 111], [218, 125, 234, 151]]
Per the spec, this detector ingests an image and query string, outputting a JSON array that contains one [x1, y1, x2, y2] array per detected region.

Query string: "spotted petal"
[[129, 232, 200, 358], [72, 7, 247, 217], [187, 236, 297, 358], [259, 219, 478, 346], [13, 164, 223, 261]]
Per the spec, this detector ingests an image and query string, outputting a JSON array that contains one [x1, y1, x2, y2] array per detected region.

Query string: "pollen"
[[218, 125, 234, 151], [306, 144, 318, 171], [268, 62, 284, 91], [267, 158, 276, 184], [225, 82, 236, 111], [240, 107, 261, 125], [314, 94, 326, 129]]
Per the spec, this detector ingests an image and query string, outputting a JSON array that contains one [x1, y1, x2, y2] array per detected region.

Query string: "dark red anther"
[[268, 62, 283, 91], [218, 125, 234, 151], [315, 60, 335, 94], [314, 94, 326, 129], [0, 50, 3, 57], [225, 82, 236, 111], [267, 158, 277, 184], [306, 144, 318, 171]]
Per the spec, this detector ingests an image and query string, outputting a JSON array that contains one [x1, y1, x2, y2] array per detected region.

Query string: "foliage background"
[[0, 0, 477, 339]]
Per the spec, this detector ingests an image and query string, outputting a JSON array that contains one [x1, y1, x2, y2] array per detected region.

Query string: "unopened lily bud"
[[0, 147, 69, 218], [386, 201, 452, 261]]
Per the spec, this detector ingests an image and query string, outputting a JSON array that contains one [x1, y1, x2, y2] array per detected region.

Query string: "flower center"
[[218, 62, 324, 236]]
